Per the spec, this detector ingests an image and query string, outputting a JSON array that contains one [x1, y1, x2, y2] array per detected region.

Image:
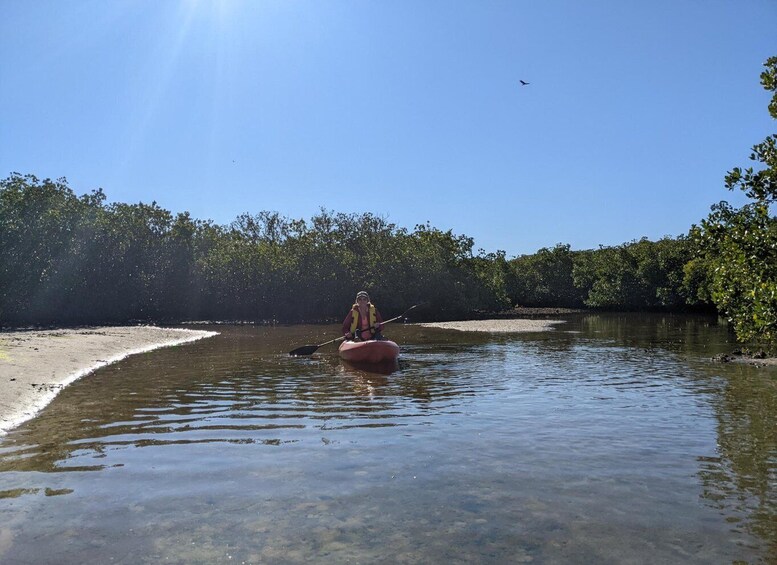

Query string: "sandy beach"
[[418, 318, 564, 333], [0, 326, 218, 435]]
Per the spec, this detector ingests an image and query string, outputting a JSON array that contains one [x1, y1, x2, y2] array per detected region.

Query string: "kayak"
[[338, 339, 400, 363], [339, 340, 400, 363]]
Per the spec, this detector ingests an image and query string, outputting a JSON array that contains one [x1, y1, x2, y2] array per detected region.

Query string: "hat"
[[356, 291, 369, 300]]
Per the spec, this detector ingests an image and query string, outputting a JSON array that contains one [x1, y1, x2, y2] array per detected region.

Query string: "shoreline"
[[418, 319, 564, 333], [712, 351, 777, 366], [0, 326, 219, 435]]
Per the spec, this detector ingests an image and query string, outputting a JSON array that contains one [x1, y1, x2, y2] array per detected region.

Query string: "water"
[[0, 314, 775, 564]]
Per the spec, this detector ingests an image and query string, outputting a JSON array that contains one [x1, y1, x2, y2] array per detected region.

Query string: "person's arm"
[[342, 311, 354, 338], [374, 308, 384, 331]]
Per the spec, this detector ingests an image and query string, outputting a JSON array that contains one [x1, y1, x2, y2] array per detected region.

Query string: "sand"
[[0, 326, 218, 435], [418, 319, 564, 333]]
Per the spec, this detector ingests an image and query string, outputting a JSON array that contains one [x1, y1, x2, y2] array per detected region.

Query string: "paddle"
[[288, 304, 422, 356], [288, 335, 347, 357]]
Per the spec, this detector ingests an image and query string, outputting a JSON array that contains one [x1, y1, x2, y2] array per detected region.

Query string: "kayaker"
[[342, 291, 385, 341]]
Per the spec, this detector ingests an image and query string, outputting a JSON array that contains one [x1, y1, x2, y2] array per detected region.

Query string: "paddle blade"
[[289, 344, 320, 356]]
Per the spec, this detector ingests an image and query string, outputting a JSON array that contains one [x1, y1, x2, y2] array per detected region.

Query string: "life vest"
[[350, 303, 378, 334]]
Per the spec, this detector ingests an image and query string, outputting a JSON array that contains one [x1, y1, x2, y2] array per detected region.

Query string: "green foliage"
[[693, 202, 777, 343], [571, 238, 695, 310], [507, 239, 696, 311], [0, 174, 105, 322], [510, 244, 583, 307], [692, 56, 777, 345], [0, 173, 705, 326], [466, 249, 513, 313], [0, 177, 511, 325]]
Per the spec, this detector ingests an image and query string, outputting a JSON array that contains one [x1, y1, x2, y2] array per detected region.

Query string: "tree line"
[[1, 57, 775, 346], [0, 175, 513, 325], [508, 238, 698, 311], [0, 174, 722, 328]]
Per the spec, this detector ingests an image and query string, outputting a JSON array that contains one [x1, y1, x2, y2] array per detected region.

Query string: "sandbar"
[[0, 326, 218, 435], [418, 319, 564, 333]]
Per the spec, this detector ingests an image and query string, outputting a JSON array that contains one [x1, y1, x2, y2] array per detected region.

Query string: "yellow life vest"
[[350, 303, 378, 334]]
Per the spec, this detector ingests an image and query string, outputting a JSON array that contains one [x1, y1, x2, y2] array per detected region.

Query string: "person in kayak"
[[342, 291, 385, 341]]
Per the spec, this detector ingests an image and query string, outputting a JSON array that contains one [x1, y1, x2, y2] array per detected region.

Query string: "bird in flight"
[[519, 80, 530, 86]]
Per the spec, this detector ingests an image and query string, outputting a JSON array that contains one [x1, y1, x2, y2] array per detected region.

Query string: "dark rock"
[[712, 353, 734, 363]]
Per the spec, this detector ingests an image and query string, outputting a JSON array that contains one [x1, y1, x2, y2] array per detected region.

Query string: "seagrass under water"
[[0, 314, 775, 563]]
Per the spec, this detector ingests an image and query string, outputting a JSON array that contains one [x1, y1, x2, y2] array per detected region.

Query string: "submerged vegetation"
[[1, 57, 775, 347]]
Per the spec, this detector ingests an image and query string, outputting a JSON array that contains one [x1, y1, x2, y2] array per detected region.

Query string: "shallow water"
[[0, 314, 775, 564]]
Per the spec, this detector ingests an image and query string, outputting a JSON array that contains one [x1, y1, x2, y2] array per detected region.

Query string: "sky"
[[1, 1, 775, 256]]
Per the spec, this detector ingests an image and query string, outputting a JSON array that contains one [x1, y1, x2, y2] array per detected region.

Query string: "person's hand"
[[345, 332, 353, 340]]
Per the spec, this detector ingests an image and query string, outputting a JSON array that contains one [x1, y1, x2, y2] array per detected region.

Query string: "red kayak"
[[338, 339, 400, 363]]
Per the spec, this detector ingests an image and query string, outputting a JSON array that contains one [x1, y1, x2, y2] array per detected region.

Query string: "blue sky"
[[1, 1, 775, 256]]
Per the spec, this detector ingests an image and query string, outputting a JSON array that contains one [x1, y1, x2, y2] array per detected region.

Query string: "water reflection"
[[0, 331, 439, 477], [698, 363, 777, 556], [340, 358, 399, 376], [0, 315, 775, 563], [573, 314, 777, 558]]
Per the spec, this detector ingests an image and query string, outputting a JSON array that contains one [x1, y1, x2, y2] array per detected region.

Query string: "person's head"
[[356, 291, 370, 304]]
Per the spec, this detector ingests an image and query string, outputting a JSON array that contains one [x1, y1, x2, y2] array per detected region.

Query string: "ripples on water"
[[0, 315, 775, 564]]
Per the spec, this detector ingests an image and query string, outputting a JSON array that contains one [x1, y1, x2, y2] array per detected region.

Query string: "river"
[[0, 314, 775, 563]]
